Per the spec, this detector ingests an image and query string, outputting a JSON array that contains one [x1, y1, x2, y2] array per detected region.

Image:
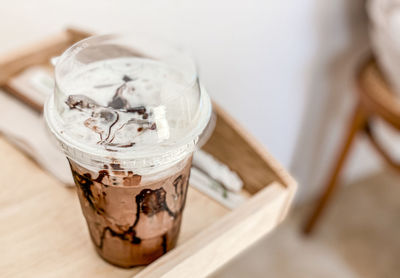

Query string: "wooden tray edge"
[[134, 181, 295, 278], [0, 27, 91, 86], [212, 102, 297, 190]]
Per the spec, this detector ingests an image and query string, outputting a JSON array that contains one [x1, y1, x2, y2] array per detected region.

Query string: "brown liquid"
[[68, 157, 191, 267]]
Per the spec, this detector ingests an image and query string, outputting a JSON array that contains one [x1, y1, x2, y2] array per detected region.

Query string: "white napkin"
[[0, 91, 74, 185]]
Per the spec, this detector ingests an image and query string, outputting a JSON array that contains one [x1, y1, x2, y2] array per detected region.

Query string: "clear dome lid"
[[44, 34, 212, 173]]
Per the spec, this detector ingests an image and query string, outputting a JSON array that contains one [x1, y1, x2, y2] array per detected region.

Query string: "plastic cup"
[[44, 34, 212, 267]]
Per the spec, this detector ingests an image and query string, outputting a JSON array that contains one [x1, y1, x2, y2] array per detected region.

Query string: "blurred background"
[[3, 0, 400, 277]]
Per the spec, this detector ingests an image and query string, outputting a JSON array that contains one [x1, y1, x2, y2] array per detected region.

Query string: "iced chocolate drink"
[[69, 157, 191, 267], [44, 35, 212, 267]]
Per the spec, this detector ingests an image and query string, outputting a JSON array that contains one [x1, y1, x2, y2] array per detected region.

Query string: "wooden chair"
[[304, 56, 400, 234]]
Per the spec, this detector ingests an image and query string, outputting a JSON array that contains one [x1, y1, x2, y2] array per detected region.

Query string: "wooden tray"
[[0, 29, 297, 278]]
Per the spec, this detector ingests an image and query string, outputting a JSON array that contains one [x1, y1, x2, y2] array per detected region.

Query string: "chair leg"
[[303, 103, 367, 235]]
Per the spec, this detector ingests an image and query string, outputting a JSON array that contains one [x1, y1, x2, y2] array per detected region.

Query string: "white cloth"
[[0, 91, 73, 185]]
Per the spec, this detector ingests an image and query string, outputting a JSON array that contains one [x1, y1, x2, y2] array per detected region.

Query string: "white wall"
[[0, 0, 316, 168], [290, 0, 388, 203], [0, 0, 377, 202]]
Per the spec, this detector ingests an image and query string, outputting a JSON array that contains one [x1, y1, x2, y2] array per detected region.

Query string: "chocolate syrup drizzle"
[[65, 74, 157, 149], [70, 163, 188, 254], [95, 170, 109, 184], [173, 175, 183, 196], [108, 84, 128, 109], [103, 112, 119, 143], [161, 234, 168, 254], [71, 169, 97, 211], [97, 182, 185, 251]]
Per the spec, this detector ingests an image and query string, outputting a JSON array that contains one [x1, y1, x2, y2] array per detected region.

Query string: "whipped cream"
[[56, 57, 197, 152]]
